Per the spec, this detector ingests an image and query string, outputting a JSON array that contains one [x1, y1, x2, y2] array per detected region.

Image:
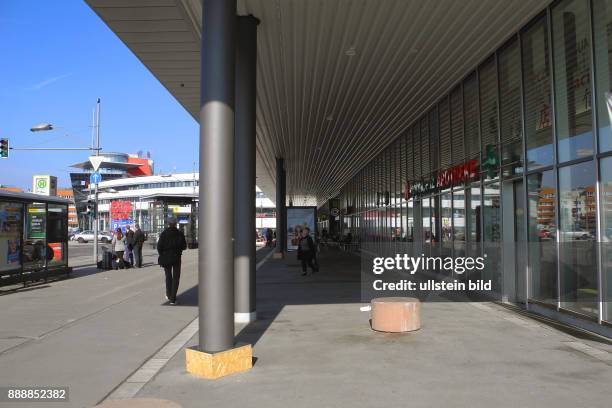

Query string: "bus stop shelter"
[[0, 190, 71, 287]]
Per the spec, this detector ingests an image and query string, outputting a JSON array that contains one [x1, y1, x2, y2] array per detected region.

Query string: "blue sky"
[[0, 1, 199, 190]]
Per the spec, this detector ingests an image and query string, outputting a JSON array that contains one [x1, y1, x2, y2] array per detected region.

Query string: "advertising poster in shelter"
[[0, 202, 22, 272], [286, 207, 316, 251], [27, 207, 46, 239]]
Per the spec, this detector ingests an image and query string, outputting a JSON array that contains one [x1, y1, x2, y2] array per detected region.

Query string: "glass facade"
[[552, 0, 594, 163], [334, 0, 612, 327], [523, 16, 554, 170]]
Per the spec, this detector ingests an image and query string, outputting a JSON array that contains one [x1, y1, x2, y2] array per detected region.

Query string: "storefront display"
[[333, 0, 612, 329]]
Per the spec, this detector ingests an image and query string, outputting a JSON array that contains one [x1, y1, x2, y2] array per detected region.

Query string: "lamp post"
[[20, 99, 102, 265], [93, 99, 101, 266]]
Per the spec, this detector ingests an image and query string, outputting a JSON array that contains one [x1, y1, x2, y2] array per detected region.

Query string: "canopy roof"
[[85, 0, 549, 205]]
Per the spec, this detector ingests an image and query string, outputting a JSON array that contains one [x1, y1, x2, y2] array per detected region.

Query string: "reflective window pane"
[[528, 170, 557, 304], [422, 197, 432, 243], [451, 86, 465, 164], [522, 17, 554, 169], [441, 192, 452, 249], [421, 117, 430, 175], [592, 0, 612, 153], [600, 156, 612, 322], [453, 190, 466, 242], [559, 160, 597, 316], [480, 57, 499, 180], [47, 204, 68, 267], [499, 38, 524, 176], [552, 0, 594, 162], [429, 107, 440, 172], [468, 185, 482, 243], [483, 182, 501, 286], [464, 73, 479, 161], [483, 183, 501, 242], [439, 98, 452, 168]]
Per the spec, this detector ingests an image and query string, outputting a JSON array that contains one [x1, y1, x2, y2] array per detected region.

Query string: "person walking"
[[297, 227, 318, 276], [265, 228, 273, 248], [157, 217, 187, 305], [125, 225, 135, 267], [111, 228, 126, 269], [133, 224, 146, 268]]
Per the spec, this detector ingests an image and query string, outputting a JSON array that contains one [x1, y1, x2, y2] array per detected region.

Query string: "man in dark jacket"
[[125, 226, 135, 267], [157, 217, 187, 305], [297, 227, 318, 276], [133, 224, 146, 268]]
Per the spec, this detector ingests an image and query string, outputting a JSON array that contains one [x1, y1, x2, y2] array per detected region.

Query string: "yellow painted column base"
[[185, 343, 252, 379]]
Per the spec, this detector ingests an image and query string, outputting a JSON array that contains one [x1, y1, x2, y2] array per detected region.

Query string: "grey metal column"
[[199, 0, 236, 353], [234, 15, 259, 323], [275, 158, 287, 254]]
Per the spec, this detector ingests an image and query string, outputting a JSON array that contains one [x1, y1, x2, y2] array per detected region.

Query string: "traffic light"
[[86, 200, 97, 217], [0, 138, 8, 159]]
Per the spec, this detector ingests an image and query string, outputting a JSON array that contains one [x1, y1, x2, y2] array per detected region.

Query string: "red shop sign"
[[110, 200, 133, 220], [436, 159, 478, 189]]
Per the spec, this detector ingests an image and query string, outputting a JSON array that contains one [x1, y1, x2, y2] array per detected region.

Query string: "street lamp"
[[20, 99, 103, 265], [30, 123, 54, 132]]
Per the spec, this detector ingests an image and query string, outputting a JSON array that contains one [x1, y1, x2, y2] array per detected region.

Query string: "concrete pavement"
[[134, 249, 612, 408], [0, 245, 269, 407], [1, 246, 611, 407]]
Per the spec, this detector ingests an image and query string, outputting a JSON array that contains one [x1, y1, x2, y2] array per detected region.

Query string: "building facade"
[[93, 173, 276, 243], [56, 188, 78, 228], [333, 0, 612, 332], [69, 151, 154, 228]]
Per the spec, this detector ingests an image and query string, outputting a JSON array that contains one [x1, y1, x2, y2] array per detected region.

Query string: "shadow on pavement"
[[169, 248, 275, 308], [235, 249, 361, 346]]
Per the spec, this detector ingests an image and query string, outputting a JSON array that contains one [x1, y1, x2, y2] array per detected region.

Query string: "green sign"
[[27, 209, 46, 239], [482, 145, 499, 179]]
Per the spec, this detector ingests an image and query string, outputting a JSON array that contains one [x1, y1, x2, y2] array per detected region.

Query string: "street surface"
[[0, 246, 610, 408], [0, 243, 199, 407]]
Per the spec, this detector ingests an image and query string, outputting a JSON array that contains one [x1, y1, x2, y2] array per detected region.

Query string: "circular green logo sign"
[[37, 179, 47, 189]]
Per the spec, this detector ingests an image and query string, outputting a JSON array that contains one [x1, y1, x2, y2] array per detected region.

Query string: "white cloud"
[[28, 73, 72, 90]]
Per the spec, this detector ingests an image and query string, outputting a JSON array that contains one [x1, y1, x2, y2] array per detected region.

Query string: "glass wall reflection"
[[559, 160, 597, 316], [593, 0, 612, 153], [600, 157, 612, 322], [528, 171, 558, 304], [523, 17, 554, 169], [552, 0, 594, 162]]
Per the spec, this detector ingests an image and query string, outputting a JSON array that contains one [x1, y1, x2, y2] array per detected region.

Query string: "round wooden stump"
[[371, 297, 421, 332]]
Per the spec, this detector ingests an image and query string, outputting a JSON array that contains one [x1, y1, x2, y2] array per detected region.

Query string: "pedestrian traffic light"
[[86, 200, 96, 217], [0, 138, 8, 159]]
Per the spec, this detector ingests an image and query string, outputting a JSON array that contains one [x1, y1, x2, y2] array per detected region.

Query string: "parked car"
[[68, 227, 81, 241], [72, 230, 113, 243], [561, 230, 594, 240]]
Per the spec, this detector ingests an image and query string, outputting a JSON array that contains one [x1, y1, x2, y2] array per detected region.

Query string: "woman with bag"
[[111, 227, 126, 269]]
